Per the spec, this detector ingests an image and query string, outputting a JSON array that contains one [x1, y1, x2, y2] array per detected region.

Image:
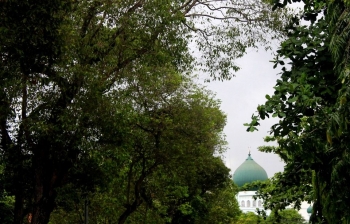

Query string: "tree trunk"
[[118, 198, 143, 224], [14, 192, 24, 224], [31, 194, 56, 224], [12, 144, 26, 224], [30, 147, 60, 224]]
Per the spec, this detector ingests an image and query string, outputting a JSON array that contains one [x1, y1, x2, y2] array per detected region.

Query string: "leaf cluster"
[[246, 0, 350, 223]]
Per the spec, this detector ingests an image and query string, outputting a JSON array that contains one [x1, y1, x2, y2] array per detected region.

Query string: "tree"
[[0, 0, 290, 223], [245, 0, 350, 223], [110, 74, 229, 224], [196, 181, 241, 224], [48, 74, 239, 224], [235, 209, 306, 224], [236, 212, 264, 224], [266, 209, 306, 224]]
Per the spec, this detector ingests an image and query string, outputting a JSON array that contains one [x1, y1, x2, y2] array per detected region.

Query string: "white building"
[[232, 153, 311, 221]]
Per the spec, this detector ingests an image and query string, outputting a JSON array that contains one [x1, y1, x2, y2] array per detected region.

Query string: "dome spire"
[[247, 147, 252, 160]]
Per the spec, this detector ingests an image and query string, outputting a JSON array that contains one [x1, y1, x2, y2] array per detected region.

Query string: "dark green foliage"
[[0, 194, 14, 224], [0, 0, 291, 223], [0, 163, 14, 224], [245, 0, 350, 223], [267, 209, 306, 224], [236, 210, 306, 224]]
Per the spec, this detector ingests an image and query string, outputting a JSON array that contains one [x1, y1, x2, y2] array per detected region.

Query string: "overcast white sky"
[[203, 47, 285, 177], [188, 1, 304, 178]]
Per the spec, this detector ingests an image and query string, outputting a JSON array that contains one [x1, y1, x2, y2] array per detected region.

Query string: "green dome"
[[307, 205, 313, 214], [233, 153, 268, 190]]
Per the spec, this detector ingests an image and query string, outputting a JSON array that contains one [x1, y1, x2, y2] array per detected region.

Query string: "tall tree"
[[245, 0, 350, 223], [49, 74, 238, 224], [0, 0, 289, 223]]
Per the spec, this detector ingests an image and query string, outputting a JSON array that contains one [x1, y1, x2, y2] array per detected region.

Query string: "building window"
[[247, 200, 250, 207], [253, 200, 256, 207], [241, 200, 245, 207], [258, 200, 262, 207]]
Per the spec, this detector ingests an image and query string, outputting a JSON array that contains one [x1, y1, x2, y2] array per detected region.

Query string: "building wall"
[[236, 191, 267, 214], [236, 190, 310, 221]]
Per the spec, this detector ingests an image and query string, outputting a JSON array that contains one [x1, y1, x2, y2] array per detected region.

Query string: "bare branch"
[[185, 13, 249, 22], [182, 0, 199, 15]]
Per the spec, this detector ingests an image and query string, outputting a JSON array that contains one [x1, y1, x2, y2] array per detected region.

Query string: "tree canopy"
[[245, 0, 350, 223], [0, 0, 291, 223], [235, 210, 306, 224]]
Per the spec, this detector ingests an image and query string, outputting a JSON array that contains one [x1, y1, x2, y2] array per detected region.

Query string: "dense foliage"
[[245, 0, 350, 223], [235, 210, 306, 224], [49, 170, 241, 224], [0, 0, 290, 223]]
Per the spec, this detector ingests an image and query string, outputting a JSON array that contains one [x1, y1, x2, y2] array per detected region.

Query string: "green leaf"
[[287, 96, 298, 103], [278, 112, 286, 117]]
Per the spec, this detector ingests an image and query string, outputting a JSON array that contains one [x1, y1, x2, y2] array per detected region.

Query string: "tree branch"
[[80, 0, 103, 38], [185, 13, 249, 22]]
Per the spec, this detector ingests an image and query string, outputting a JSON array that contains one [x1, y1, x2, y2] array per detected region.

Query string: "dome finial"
[[248, 147, 251, 156]]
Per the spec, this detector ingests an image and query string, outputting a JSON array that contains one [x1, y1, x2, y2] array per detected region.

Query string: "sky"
[[202, 48, 285, 177], [189, 1, 304, 179]]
